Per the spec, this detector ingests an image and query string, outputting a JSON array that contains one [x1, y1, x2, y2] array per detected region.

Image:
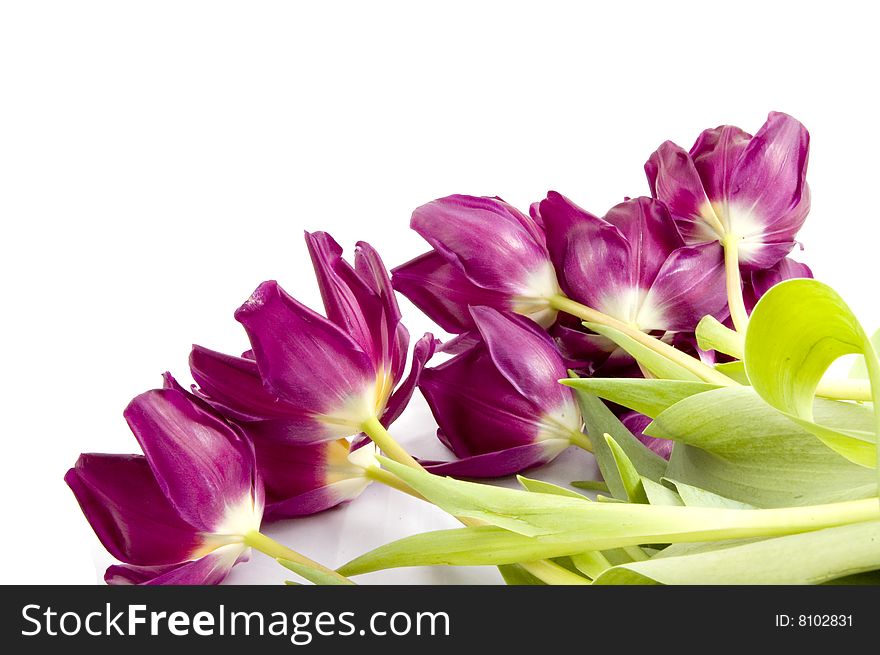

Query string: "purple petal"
[[423, 440, 570, 479], [410, 195, 551, 297], [65, 454, 202, 566], [639, 243, 727, 332], [645, 141, 721, 245], [392, 251, 504, 333], [381, 333, 436, 427], [621, 411, 673, 460], [264, 480, 368, 519], [727, 112, 810, 266], [540, 191, 634, 314], [355, 240, 409, 382], [106, 545, 245, 585], [603, 197, 683, 287], [470, 306, 570, 409], [190, 345, 300, 421], [437, 331, 481, 355], [419, 347, 544, 456], [690, 124, 752, 205], [746, 257, 814, 311], [124, 387, 258, 533], [306, 231, 385, 365], [235, 281, 375, 421]]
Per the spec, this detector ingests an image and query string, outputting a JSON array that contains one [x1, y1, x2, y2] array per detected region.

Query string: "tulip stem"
[[722, 233, 750, 334], [568, 430, 593, 452], [365, 466, 427, 500], [548, 294, 735, 386], [244, 531, 354, 584], [361, 416, 424, 471]]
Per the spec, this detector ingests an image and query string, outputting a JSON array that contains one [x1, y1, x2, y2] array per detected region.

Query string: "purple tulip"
[[620, 411, 673, 460], [254, 437, 373, 520], [193, 233, 434, 446], [743, 257, 814, 311], [419, 306, 585, 478], [540, 192, 728, 333], [645, 112, 810, 271], [65, 375, 263, 585], [392, 195, 562, 333]]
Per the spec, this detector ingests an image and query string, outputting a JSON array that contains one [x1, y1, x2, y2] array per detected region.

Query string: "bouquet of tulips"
[[67, 112, 880, 585]]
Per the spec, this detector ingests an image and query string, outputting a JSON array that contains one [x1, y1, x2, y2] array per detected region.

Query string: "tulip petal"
[[410, 195, 548, 296], [306, 231, 384, 364], [645, 141, 721, 245], [422, 439, 571, 479], [420, 348, 544, 455], [65, 454, 202, 566], [382, 333, 436, 427], [124, 387, 257, 533], [540, 191, 634, 315], [603, 197, 683, 287], [190, 345, 300, 421], [235, 281, 375, 420], [355, 241, 410, 382], [751, 257, 813, 299], [620, 411, 673, 460], [392, 251, 508, 333], [639, 243, 727, 332], [727, 112, 810, 266], [470, 306, 569, 408], [690, 124, 752, 205], [264, 478, 370, 519], [105, 544, 245, 585]]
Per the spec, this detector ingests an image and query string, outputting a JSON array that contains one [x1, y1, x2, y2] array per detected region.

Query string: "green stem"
[[568, 430, 593, 452], [361, 415, 423, 470], [722, 233, 750, 334], [244, 531, 354, 584], [548, 294, 735, 386]]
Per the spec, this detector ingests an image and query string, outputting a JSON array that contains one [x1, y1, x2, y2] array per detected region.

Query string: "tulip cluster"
[[69, 111, 836, 586]]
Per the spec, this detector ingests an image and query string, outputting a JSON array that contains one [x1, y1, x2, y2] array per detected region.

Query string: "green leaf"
[[497, 564, 547, 585], [517, 475, 587, 499], [745, 279, 880, 468], [593, 521, 880, 585], [584, 322, 704, 381], [714, 360, 750, 384], [849, 328, 880, 379], [696, 315, 745, 359], [277, 559, 355, 585], [649, 386, 877, 507], [338, 526, 584, 574], [377, 457, 880, 553], [561, 378, 718, 418], [575, 391, 667, 500], [605, 434, 648, 503], [570, 480, 610, 493], [642, 478, 684, 506], [662, 479, 756, 509], [570, 551, 612, 579]]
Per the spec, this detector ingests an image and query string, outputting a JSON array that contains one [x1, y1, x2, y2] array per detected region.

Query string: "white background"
[[1, 1, 878, 584]]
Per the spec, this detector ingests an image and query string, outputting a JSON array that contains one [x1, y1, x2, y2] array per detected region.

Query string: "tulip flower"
[[66, 375, 352, 585], [254, 437, 374, 520], [392, 195, 562, 333], [620, 411, 673, 460], [65, 375, 265, 585], [645, 112, 810, 331], [419, 306, 590, 478], [193, 233, 434, 471], [541, 193, 728, 334], [743, 257, 813, 312]]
